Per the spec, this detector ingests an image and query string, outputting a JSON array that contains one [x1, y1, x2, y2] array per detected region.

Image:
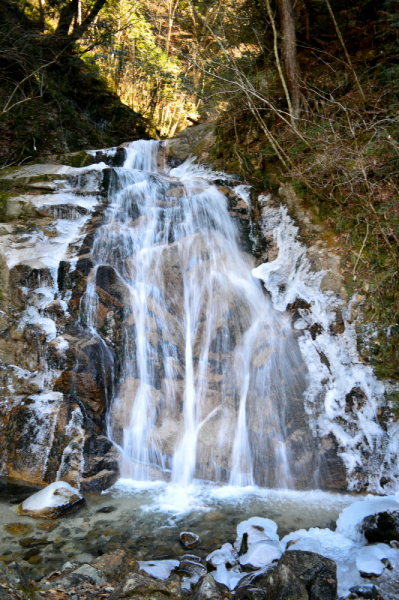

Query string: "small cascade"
[[83, 140, 310, 488]]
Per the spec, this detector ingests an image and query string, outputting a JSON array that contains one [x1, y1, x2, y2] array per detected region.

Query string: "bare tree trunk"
[[324, 0, 366, 106], [38, 0, 45, 32], [56, 0, 107, 40], [76, 0, 82, 26], [165, 0, 179, 56], [56, 0, 78, 36], [276, 0, 301, 118]]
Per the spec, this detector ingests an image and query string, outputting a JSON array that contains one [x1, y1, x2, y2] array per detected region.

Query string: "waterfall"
[[79, 139, 310, 488]]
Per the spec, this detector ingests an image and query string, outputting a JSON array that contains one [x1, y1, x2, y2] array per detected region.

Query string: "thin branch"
[[353, 221, 369, 277], [324, 0, 366, 106]]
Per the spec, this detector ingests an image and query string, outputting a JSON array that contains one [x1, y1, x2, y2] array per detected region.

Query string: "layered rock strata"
[[0, 149, 125, 491]]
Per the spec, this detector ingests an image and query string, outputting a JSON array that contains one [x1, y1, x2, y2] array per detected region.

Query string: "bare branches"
[[1, 57, 58, 117], [353, 221, 369, 278], [265, 0, 294, 126], [324, 0, 366, 107]]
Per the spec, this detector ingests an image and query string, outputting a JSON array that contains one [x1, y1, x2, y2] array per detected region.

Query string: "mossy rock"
[[39, 150, 95, 168]]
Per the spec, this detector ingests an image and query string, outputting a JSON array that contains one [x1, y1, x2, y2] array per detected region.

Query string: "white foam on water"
[[168, 156, 233, 183]]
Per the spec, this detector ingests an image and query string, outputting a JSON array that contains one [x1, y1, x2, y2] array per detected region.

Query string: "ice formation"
[[252, 200, 399, 492], [138, 560, 179, 580]]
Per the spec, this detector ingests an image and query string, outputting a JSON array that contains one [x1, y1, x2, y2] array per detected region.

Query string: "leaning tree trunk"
[[276, 0, 301, 119]]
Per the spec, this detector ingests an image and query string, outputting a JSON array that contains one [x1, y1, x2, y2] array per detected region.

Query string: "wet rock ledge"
[[0, 147, 127, 493]]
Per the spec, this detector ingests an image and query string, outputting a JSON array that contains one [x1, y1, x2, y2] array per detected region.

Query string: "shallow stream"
[[0, 477, 355, 581]]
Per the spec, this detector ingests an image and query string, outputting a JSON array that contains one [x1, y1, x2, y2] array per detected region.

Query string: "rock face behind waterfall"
[[0, 149, 125, 491], [0, 132, 396, 494]]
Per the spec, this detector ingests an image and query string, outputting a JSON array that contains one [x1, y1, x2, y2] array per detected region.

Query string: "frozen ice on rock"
[[178, 557, 206, 592], [283, 528, 356, 563], [138, 560, 179, 580], [18, 306, 57, 341], [286, 536, 322, 554], [207, 543, 237, 567], [235, 516, 279, 552], [355, 545, 390, 578], [281, 496, 399, 597], [336, 495, 399, 542], [252, 203, 398, 494], [50, 336, 69, 354], [20, 481, 84, 518], [282, 527, 362, 597], [180, 531, 200, 548], [212, 563, 246, 590], [239, 540, 282, 569]]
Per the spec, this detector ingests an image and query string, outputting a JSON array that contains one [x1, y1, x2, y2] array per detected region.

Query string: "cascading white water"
[[83, 140, 310, 488]]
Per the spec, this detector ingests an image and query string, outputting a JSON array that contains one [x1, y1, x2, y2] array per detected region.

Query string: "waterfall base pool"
[[1, 479, 399, 599], [0, 477, 356, 579]]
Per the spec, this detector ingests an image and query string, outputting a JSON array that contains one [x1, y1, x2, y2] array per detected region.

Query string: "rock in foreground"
[[108, 572, 182, 600], [19, 481, 84, 518], [238, 550, 337, 600], [360, 510, 399, 544]]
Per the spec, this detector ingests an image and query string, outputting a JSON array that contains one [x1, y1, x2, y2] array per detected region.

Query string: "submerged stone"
[[3, 523, 34, 537], [19, 481, 84, 518], [36, 520, 59, 532]]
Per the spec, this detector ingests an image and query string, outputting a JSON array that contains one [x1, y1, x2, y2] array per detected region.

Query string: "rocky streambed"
[[0, 478, 399, 600]]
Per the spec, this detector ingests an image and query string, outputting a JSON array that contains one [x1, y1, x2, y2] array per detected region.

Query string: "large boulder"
[[190, 573, 224, 600], [239, 551, 337, 600], [280, 551, 337, 600], [19, 481, 84, 518], [359, 510, 399, 544], [91, 549, 139, 582], [108, 572, 182, 600], [165, 123, 216, 167], [246, 564, 307, 600]]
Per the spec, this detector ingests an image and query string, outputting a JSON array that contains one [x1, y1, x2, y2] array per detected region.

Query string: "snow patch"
[[138, 559, 179, 580], [21, 481, 82, 514]]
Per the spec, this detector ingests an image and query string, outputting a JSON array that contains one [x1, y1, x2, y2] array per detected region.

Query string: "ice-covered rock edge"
[[252, 197, 399, 494]]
